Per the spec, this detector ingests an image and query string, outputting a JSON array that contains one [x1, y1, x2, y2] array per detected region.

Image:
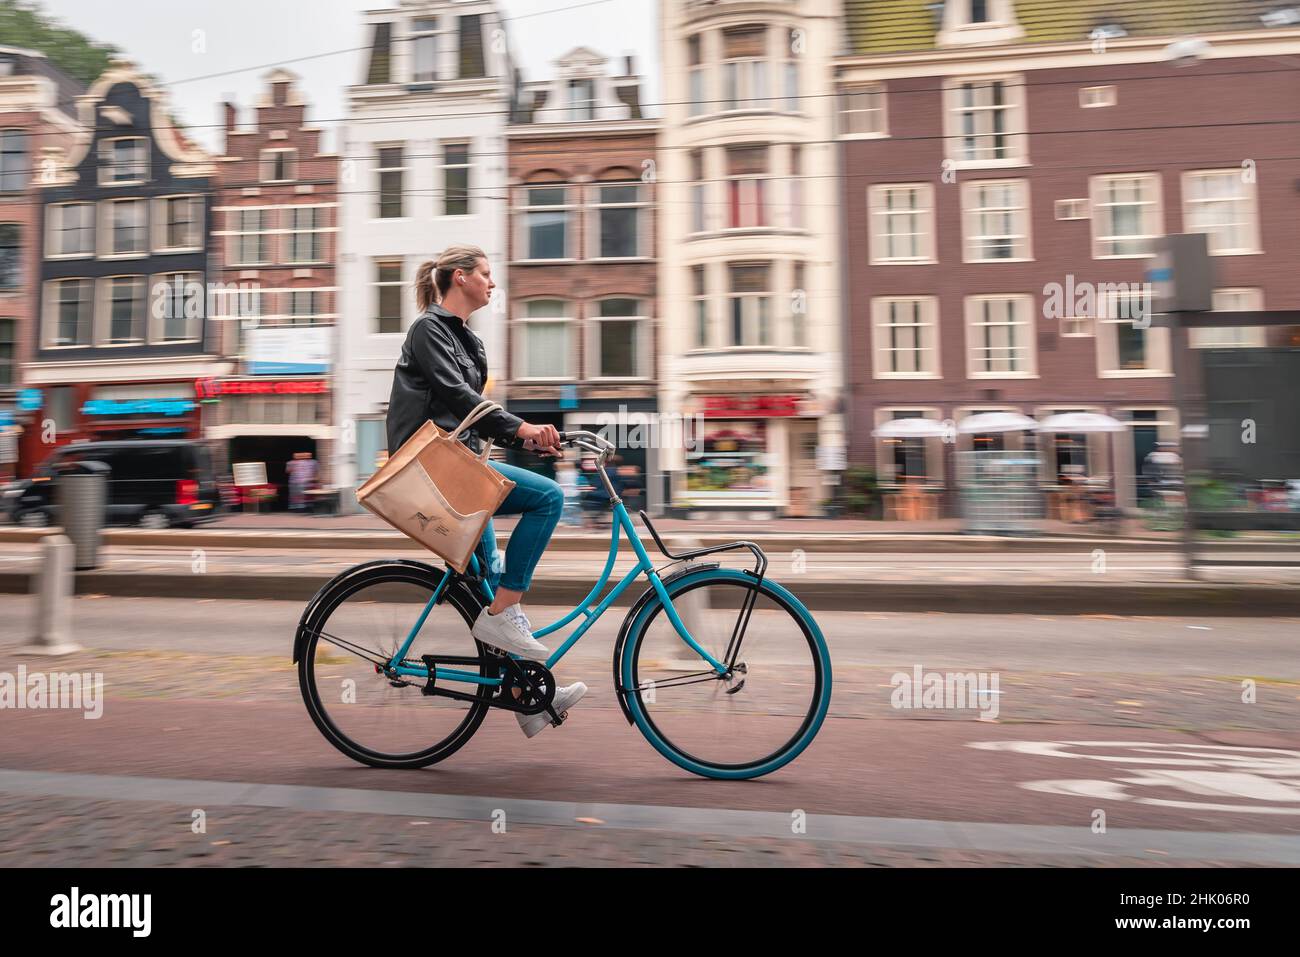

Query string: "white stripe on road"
[[0, 768, 1296, 864]]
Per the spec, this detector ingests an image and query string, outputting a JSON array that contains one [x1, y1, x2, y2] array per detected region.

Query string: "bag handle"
[[449, 400, 504, 462]]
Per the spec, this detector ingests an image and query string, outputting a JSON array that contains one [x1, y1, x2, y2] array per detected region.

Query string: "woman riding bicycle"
[[385, 244, 587, 737]]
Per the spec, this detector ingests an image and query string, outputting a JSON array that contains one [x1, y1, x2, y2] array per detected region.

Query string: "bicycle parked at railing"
[[293, 430, 833, 780]]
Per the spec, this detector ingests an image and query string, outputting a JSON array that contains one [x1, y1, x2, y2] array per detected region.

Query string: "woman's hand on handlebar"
[[518, 421, 563, 457]]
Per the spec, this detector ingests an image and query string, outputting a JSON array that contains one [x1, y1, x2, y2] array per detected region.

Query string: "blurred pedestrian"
[[287, 451, 319, 512]]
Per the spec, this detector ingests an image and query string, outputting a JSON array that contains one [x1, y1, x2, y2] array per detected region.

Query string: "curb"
[[0, 571, 1295, 616]]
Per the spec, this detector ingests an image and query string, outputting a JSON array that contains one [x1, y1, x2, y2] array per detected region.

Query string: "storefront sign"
[[82, 398, 196, 417], [232, 462, 268, 487], [701, 394, 802, 418], [196, 378, 328, 399], [246, 326, 331, 375], [17, 389, 42, 411], [0, 410, 13, 428]]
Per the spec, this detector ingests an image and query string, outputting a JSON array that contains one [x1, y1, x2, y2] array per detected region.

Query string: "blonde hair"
[[415, 244, 487, 312]]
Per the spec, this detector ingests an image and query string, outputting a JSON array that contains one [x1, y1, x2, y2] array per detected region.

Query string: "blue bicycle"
[[294, 431, 832, 779]]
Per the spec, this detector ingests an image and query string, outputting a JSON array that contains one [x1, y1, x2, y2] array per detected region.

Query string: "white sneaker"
[[472, 604, 550, 661], [517, 682, 587, 738]]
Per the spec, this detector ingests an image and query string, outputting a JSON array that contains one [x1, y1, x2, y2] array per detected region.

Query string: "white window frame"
[[588, 181, 649, 260], [721, 25, 769, 112], [689, 149, 708, 234], [690, 263, 710, 349], [42, 277, 93, 348], [440, 141, 471, 216], [45, 202, 95, 259], [376, 144, 406, 219], [868, 183, 935, 265], [726, 262, 773, 348], [1191, 288, 1267, 349], [871, 296, 941, 379], [513, 299, 575, 381], [284, 205, 330, 265], [96, 274, 148, 347], [1055, 198, 1089, 221], [788, 144, 804, 230], [410, 16, 440, 84], [148, 271, 204, 343], [259, 148, 297, 184], [567, 77, 596, 122], [152, 194, 204, 254], [1079, 85, 1117, 108], [942, 75, 1028, 169], [587, 297, 649, 380], [838, 84, 888, 138], [99, 198, 148, 259], [1095, 290, 1172, 377], [225, 207, 275, 267], [98, 136, 149, 186], [0, 222, 18, 292], [374, 260, 404, 335], [687, 33, 707, 118], [0, 128, 28, 193], [964, 294, 1037, 379], [961, 179, 1032, 262], [1091, 173, 1163, 259], [724, 145, 770, 230], [1182, 169, 1261, 256], [782, 28, 800, 112], [515, 184, 574, 262]]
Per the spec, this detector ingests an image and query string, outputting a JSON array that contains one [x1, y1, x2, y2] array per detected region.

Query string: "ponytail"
[[414, 260, 437, 312]]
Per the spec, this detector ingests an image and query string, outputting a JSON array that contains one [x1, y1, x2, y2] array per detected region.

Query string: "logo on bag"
[[412, 511, 450, 536]]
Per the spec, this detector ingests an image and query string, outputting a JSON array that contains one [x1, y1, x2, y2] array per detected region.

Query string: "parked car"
[[7, 440, 222, 529]]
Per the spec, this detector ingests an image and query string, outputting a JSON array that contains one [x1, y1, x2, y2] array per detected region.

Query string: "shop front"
[[198, 377, 333, 511]]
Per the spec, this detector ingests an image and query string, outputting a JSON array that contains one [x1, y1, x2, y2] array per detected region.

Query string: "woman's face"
[[455, 258, 495, 313]]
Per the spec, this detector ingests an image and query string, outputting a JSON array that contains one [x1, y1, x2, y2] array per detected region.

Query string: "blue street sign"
[[18, 388, 42, 411], [559, 384, 579, 410]]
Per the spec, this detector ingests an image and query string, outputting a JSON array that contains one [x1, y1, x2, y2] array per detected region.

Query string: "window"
[[725, 145, 768, 229], [691, 264, 709, 348], [155, 195, 203, 252], [690, 149, 707, 233], [687, 34, 706, 117], [442, 142, 470, 216], [103, 199, 148, 256], [877, 409, 942, 485], [965, 295, 1035, 377], [519, 186, 571, 260], [721, 25, 768, 111], [592, 182, 645, 258], [286, 206, 327, 264], [375, 261, 403, 334], [150, 271, 202, 342], [868, 184, 935, 264], [46, 203, 95, 257], [1080, 85, 1117, 108], [1097, 290, 1171, 376], [788, 145, 803, 229], [0, 319, 12, 387], [1061, 312, 1095, 337], [288, 289, 330, 325], [228, 208, 273, 265], [366, 22, 392, 84], [1192, 288, 1267, 349], [783, 28, 799, 111], [728, 263, 772, 347], [568, 78, 596, 121], [944, 76, 1026, 167], [872, 298, 940, 378], [514, 300, 573, 379], [838, 85, 887, 136], [260, 149, 297, 184], [411, 17, 438, 83], [45, 278, 93, 347], [1183, 170, 1260, 255], [458, 14, 485, 79], [1091, 173, 1161, 258], [589, 298, 646, 379], [377, 147, 405, 218], [98, 137, 149, 185], [1055, 198, 1089, 221], [0, 224, 18, 290], [970, 0, 991, 22], [100, 276, 147, 344], [791, 261, 807, 348], [962, 179, 1031, 261], [0, 130, 28, 192]]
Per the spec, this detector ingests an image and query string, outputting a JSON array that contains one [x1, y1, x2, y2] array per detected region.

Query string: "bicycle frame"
[[383, 497, 730, 690]]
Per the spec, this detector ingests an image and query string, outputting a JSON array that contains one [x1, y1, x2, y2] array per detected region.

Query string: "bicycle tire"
[[620, 567, 832, 780], [298, 562, 492, 769]]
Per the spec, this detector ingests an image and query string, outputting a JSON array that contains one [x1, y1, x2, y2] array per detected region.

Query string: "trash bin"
[[55, 459, 110, 570]]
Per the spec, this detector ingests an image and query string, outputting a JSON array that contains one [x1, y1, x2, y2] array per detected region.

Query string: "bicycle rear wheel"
[[621, 567, 832, 779], [298, 563, 492, 769]]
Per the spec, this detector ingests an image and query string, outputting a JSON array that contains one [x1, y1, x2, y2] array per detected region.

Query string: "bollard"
[[18, 534, 81, 656], [660, 535, 710, 672]]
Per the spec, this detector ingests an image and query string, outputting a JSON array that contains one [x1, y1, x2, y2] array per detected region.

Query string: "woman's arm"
[[413, 319, 528, 447]]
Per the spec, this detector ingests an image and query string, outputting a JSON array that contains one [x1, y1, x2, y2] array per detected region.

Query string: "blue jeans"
[[476, 461, 564, 593]]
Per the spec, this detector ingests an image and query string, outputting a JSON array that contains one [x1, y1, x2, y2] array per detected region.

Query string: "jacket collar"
[[429, 303, 467, 328]]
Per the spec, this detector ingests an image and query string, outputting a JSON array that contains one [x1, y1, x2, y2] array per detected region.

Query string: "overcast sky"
[[30, 0, 661, 152]]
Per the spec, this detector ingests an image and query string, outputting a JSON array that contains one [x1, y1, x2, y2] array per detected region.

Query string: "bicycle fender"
[[610, 562, 720, 725], [292, 559, 473, 664]]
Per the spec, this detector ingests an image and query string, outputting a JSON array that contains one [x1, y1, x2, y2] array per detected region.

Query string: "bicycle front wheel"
[[298, 563, 492, 769], [621, 567, 832, 779]]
